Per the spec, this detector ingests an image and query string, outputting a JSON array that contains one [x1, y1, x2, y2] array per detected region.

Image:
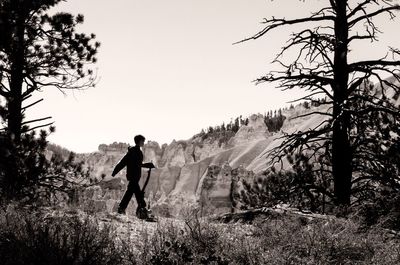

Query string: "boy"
[[111, 135, 154, 217]]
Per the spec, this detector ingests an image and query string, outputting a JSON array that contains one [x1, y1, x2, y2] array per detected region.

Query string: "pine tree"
[[232, 117, 240, 132], [221, 122, 226, 131], [0, 0, 99, 144], [0, 0, 98, 202]]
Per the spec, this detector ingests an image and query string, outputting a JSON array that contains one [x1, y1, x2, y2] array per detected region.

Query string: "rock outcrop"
[[228, 114, 270, 146]]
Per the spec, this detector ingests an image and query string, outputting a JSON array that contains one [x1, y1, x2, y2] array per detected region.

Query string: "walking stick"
[[136, 162, 157, 221]]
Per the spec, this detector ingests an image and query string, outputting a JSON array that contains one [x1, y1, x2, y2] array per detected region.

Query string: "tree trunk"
[[332, 1, 352, 205], [7, 12, 25, 144]]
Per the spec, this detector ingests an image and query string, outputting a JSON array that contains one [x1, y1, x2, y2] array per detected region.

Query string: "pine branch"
[[22, 98, 43, 111], [22, 116, 52, 125], [21, 122, 54, 133]]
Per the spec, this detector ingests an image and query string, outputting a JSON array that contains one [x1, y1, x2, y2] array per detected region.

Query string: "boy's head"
[[134, 134, 146, 147]]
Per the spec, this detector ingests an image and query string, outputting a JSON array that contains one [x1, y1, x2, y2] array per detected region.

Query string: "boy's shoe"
[[117, 208, 126, 215], [136, 207, 149, 219], [136, 207, 157, 222]]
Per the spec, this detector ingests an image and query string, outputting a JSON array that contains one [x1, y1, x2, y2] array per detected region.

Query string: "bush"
[[0, 206, 125, 265], [352, 190, 400, 230], [134, 207, 400, 264], [134, 207, 228, 265], [0, 129, 92, 206]]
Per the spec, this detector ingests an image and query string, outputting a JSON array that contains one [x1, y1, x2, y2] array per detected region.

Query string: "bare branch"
[[234, 14, 335, 44], [350, 60, 400, 69], [347, 0, 376, 18], [349, 5, 400, 27], [290, 111, 333, 120]]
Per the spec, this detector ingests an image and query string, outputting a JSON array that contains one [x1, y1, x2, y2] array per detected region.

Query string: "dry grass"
[[1, 204, 399, 265]]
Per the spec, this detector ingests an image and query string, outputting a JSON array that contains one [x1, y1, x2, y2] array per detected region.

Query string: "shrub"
[[0, 206, 125, 265], [0, 129, 91, 205]]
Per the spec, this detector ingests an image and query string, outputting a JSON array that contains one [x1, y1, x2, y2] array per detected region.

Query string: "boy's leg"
[[118, 181, 135, 212]]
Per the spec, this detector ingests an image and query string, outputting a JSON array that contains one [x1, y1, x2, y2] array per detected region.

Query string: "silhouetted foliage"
[[0, 128, 91, 204], [350, 82, 400, 203], [237, 150, 334, 213]]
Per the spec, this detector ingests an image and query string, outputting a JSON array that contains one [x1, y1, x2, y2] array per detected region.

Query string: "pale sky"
[[24, 0, 400, 153]]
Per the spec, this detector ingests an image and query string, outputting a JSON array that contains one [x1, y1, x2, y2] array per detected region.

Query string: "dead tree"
[[238, 0, 400, 205]]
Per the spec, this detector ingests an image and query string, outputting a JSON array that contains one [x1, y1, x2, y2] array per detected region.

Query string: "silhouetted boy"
[[111, 134, 154, 216]]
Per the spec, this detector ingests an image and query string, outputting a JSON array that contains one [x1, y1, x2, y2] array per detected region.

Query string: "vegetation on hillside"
[[1, 205, 400, 265]]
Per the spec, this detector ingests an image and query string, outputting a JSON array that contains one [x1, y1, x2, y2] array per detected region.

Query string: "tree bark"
[[332, 0, 352, 205], [7, 11, 25, 144]]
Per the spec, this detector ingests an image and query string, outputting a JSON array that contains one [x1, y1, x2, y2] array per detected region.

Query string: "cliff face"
[[73, 105, 327, 217]]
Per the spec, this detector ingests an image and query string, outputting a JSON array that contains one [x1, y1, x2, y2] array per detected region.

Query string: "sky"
[[24, 0, 400, 153]]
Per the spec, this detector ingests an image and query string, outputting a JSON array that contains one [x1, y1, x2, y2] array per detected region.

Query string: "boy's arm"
[[142, 162, 155, 169], [111, 154, 128, 177]]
